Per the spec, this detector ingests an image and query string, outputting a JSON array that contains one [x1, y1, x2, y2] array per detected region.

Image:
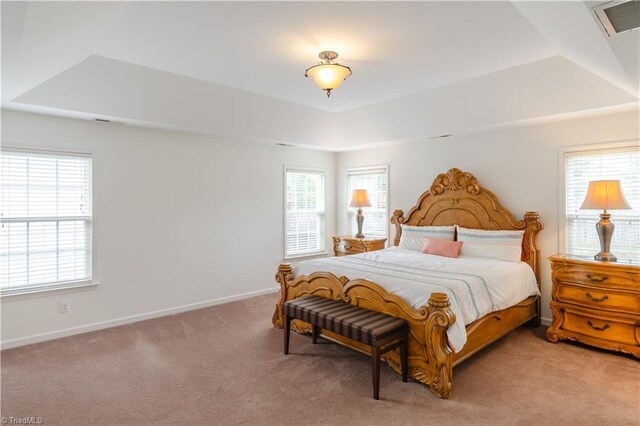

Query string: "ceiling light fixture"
[[305, 51, 352, 98]]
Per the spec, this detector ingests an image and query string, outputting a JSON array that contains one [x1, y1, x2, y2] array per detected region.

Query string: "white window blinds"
[[565, 147, 639, 261], [1, 148, 93, 294], [285, 168, 325, 258], [347, 166, 389, 239]]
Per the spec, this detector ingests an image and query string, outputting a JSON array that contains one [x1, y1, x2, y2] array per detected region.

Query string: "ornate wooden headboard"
[[390, 168, 543, 283]]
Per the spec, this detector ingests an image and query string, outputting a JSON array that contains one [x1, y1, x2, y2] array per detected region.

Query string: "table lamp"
[[350, 189, 372, 238], [580, 180, 631, 262]]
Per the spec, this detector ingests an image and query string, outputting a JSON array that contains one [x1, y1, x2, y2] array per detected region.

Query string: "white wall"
[[1, 110, 336, 347], [336, 110, 639, 323], [3, 108, 638, 346]]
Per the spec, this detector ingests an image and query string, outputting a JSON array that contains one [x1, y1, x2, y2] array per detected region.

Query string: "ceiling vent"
[[94, 118, 126, 125], [593, 1, 640, 37]]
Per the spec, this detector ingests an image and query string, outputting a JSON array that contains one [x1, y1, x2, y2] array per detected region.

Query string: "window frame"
[[345, 165, 390, 241], [283, 166, 327, 260], [558, 140, 639, 257], [1, 145, 98, 298]]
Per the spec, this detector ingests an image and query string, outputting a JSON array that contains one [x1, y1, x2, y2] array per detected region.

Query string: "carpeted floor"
[[1, 293, 638, 425]]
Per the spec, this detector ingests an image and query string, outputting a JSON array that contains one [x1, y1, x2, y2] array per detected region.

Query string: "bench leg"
[[371, 346, 380, 400], [312, 325, 319, 344], [284, 315, 291, 355], [400, 338, 408, 383]]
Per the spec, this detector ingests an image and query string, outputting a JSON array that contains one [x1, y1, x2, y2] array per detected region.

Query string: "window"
[[562, 145, 639, 261], [284, 168, 325, 258], [1, 148, 93, 294], [347, 166, 389, 239]]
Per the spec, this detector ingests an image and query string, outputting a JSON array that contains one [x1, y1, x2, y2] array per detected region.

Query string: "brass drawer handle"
[[586, 273, 609, 283], [585, 292, 609, 302], [587, 320, 610, 331]]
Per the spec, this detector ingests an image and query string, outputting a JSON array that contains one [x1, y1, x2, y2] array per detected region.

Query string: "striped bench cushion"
[[283, 295, 407, 346]]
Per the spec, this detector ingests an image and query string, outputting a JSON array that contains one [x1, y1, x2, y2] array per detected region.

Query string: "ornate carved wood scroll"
[[272, 168, 543, 399]]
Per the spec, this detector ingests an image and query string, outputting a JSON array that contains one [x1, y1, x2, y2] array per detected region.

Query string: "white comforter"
[[294, 247, 539, 352]]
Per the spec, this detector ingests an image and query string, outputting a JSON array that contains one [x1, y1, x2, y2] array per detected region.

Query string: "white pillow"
[[456, 226, 524, 262], [399, 225, 456, 251]]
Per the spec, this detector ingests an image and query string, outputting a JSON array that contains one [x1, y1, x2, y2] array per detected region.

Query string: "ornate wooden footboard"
[[272, 266, 457, 397], [272, 168, 543, 399]]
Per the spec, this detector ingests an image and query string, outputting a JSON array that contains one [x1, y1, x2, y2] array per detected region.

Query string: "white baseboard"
[[1, 286, 279, 350], [1, 291, 554, 350]]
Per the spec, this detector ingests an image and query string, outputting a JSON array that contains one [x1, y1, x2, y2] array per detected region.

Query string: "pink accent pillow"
[[421, 238, 463, 258]]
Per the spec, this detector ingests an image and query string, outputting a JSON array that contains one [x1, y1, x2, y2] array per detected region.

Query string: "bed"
[[272, 168, 543, 399]]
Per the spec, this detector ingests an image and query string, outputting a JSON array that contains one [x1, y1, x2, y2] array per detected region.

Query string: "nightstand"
[[547, 254, 640, 358], [332, 236, 387, 257]]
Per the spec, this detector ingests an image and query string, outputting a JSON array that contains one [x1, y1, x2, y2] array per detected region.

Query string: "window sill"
[[284, 251, 329, 260], [1, 281, 99, 302]]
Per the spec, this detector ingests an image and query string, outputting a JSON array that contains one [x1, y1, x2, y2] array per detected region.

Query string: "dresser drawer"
[[549, 255, 640, 357], [560, 307, 640, 346], [554, 264, 640, 290], [555, 282, 640, 315], [332, 236, 387, 257], [339, 241, 366, 253], [334, 241, 367, 256]]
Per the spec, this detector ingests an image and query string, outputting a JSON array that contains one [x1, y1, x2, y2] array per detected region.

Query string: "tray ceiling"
[[2, 1, 638, 150]]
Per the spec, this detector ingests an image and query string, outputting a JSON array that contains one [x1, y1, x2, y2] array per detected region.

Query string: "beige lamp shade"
[[305, 64, 352, 91], [580, 180, 632, 211], [350, 189, 372, 208]]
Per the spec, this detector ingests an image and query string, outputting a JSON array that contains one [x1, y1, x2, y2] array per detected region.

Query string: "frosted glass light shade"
[[305, 64, 352, 91], [580, 180, 632, 211], [350, 189, 372, 208]]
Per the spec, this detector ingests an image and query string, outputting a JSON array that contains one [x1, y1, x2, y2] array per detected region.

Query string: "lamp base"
[[594, 212, 617, 262], [355, 208, 365, 239], [594, 252, 617, 262]]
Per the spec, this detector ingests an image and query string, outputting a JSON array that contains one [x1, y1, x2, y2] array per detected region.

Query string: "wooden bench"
[[283, 295, 408, 400]]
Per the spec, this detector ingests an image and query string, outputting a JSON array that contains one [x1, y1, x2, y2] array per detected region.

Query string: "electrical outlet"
[[59, 301, 71, 313]]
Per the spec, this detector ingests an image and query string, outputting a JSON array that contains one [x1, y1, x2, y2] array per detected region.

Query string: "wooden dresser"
[[547, 254, 640, 358], [332, 236, 387, 257]]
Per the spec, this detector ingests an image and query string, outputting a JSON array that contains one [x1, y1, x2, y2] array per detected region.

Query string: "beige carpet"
[[2, 293, 638, 425]]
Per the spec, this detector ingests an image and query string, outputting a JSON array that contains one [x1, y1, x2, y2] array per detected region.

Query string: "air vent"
[[94, 118, 126, 125], [276, 143, 295, 147], [593, 1, 640, 37], [429, 134, 453, 139]]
